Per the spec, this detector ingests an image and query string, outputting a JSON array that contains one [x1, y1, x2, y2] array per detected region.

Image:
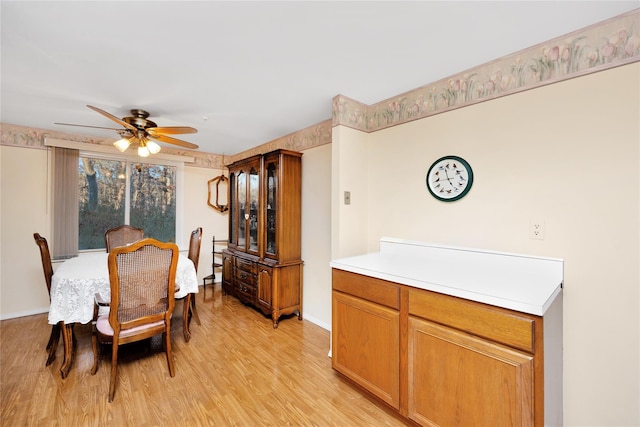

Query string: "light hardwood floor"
[[1, 285, 409, 426]]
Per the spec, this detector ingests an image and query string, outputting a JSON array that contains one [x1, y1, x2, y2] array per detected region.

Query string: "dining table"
[[48, 251, 198, 378]]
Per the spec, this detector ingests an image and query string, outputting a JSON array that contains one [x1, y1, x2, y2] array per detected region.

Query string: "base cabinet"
[[223, 252, 302, 328], [408, 317, 534, 426], [332, 268, 553, 427], [332, 291, 400, 409]]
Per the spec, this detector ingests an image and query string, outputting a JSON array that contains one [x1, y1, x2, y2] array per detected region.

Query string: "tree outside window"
[[78, 157, 176, 250]]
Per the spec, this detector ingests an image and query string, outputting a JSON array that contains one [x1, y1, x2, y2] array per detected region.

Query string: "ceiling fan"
[[55, 105, 199, 157]]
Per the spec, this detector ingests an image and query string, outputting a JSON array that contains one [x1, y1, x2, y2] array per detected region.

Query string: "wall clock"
[[426, 155, 473, 202]]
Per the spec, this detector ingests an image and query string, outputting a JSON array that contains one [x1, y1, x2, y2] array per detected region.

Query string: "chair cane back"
[[91, 238, 178, 402], [104, 225, 144, 253]]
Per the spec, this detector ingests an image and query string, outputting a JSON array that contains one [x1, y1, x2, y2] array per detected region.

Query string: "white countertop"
[[330, 237, 563, 316]]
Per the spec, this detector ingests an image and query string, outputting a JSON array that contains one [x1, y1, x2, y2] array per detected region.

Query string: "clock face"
[[426, 156, 473, 202]]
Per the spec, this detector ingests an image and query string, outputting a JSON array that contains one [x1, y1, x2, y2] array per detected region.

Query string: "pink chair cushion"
[[96, 315, 165, 338]]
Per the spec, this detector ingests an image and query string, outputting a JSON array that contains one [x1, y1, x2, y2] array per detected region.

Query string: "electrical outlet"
[[529, 220, 545, 240]]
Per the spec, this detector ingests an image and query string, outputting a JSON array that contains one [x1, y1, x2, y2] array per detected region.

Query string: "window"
[[78, 155, 179, 250]]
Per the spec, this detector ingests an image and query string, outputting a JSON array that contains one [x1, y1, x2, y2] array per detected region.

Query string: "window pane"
[[129, 162, 176, 243], [78, 157, 126, 250]]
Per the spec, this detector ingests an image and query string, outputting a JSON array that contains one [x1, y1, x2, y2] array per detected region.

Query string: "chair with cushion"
[[33, 233, 62, 366], [177, 227, 202, 342], [90, 238, 178, 402], [104, 225, 144, 253]]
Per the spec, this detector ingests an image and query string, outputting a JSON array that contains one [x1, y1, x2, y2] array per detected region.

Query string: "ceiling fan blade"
[[86, 105, 137, 132], [54, 122, 123, 131], [147, 126, 198, 135], [148, 133, 199, 150]]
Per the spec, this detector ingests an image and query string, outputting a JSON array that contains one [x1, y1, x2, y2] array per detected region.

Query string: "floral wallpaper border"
[[225, 119, 332, 164], [333, 9, 640, 132], [2, 9, 638, 168], [0, 123, 228, 169]]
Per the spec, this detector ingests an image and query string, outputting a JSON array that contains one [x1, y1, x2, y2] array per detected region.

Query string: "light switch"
[[344, 191, 351, 205]]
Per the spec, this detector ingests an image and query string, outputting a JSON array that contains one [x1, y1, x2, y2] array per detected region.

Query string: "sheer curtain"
[[52, 147, 79, 259]]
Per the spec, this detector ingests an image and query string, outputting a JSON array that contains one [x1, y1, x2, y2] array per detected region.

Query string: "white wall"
[[332, 63, 640, 426]]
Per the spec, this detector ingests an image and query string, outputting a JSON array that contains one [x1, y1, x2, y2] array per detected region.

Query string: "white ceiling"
[[2, 1, 638, 156]]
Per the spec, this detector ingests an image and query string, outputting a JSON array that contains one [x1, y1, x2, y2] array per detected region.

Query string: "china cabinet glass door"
[[229, 172, 237, 246], [237, 170, 246, 249], [248, 166, 260, 253], [265, 160, 277, 258]]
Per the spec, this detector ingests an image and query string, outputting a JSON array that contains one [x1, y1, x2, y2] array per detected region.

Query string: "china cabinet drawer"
[[236, 257, 257, 274], [236, 281, 256, 301], [236, 269, 257, 286]]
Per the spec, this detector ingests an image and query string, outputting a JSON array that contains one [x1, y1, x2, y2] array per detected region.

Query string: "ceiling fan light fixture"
[[137, 140, 150, 157], [113, 137, 132, 152], [59, 105, 199, 155], [146, 140, 161, 154]]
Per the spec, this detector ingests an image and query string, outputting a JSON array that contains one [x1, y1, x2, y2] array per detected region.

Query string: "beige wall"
[[1, 146, 52, 316], [331, 126, 369, 259], [300, 144, 332, 329], [182, 165, 230, 283], [332, 63, 640, 426]]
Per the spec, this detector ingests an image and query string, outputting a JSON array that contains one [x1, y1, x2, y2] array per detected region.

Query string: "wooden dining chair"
[[33, 233, 62, 366], [177, 227, 202, 342], [104, 225, 144, 253], [90, 238, 178, 402]]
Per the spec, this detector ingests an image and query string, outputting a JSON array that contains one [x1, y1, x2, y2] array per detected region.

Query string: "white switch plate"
[[344, 191, 351, 205]]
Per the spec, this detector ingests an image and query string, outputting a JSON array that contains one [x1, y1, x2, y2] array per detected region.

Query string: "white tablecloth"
[[49, 252, 198, 325]]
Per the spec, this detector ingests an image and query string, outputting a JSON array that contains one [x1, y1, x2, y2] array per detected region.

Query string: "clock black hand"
[[443, 169, 454, 183]]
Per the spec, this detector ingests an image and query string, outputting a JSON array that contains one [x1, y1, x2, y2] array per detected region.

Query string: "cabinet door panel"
[[408, 317, 534, 427], [332, 291, 400, 409], [257, 265, 272, 308], [221, 253, 234, 295]]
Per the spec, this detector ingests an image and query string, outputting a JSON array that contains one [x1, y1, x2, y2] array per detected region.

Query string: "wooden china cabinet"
[[222, 149, 303, 328]]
